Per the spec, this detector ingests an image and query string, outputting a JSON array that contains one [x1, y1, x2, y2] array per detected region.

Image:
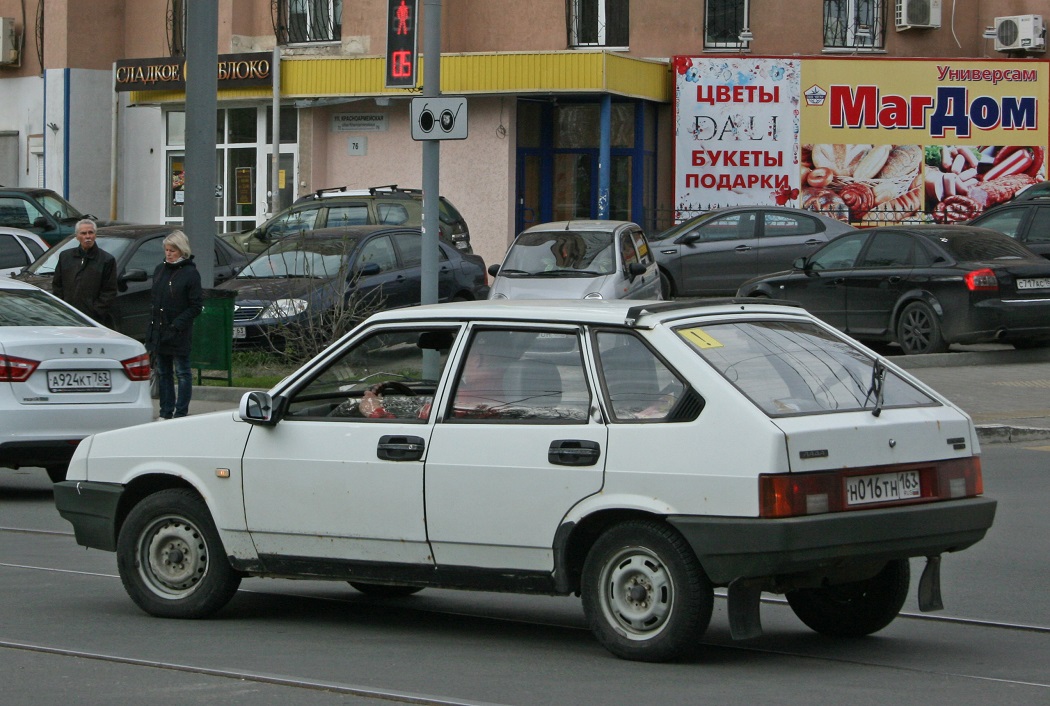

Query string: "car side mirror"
[[118, 269, 149, 291], [252, 228, 268, 242], [33, 216, 54, 230], [239, 391, 285, 426], [793, 257, 808, 271], [627, 262, 647, 280], [488, 263, 500, 277]]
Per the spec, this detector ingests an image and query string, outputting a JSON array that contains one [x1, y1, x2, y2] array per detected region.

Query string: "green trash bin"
[[190, 289, 237, 386]]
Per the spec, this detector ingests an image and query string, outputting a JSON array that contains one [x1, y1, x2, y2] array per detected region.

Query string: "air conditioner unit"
[[895, 0, 942, 30], [994, 15, 1046, 52], [0, 17, 18, 65]]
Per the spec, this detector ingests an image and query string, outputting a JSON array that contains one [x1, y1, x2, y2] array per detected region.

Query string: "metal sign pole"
[[420, 0, 441, 307], [184, 0, 218, 288]]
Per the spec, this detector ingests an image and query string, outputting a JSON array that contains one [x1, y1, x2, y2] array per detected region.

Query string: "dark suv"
[[0, 186, 113, 246], [968, 182, 1050, 259], [222, 185, 472, 255]]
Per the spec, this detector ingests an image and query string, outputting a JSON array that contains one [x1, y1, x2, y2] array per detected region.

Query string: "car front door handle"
[[377, 435, 425, 461], [734, 245, 752, 253], [805, 239, 823, 246], [887, 275, 902, 283], [548, 440, 601, 466]]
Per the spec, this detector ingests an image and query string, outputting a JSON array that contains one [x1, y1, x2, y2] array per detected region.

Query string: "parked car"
[[222, 225, 488, 348], [53, 298, 995, 662], [652, 206, 856, 298], [0, 227, 50, 276], [967, 189, 1050, 259], [14, 224, 250, 341], [222, 185, 472, 255], [488, 220, 661, 300], [0, 278, 152, 482], [0, 186, 117, 246], [737, 225, 1050, 354]]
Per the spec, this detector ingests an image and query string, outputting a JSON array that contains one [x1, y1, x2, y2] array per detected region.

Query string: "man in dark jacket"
[[51, 219, 118, 326], [147, 230, 203, 419]]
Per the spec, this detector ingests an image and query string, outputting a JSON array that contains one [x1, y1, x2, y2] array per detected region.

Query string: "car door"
[[349, 232, 416, 312], [674, 211, 759, 296], [756, 210, 830, 276], [241, 325, 460, 566], [389, 229, 458, 303], [1022, 205, 1050, 259], [843, 230, 920, 338], [776, 230, 869, 331], [0, 231, 31, 273], [424, 326, 606, 571], [113, 236, 165, 340]]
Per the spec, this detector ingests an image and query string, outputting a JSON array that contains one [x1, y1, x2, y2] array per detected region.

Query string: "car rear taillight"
[[0, 354, 39, 382], [121, 353, 151, 381], [758, 456, 983, 518], [965, 268, 998, 291]]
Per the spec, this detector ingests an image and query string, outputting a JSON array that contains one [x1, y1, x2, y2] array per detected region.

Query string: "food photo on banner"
[[673, 56, 1049, 227]]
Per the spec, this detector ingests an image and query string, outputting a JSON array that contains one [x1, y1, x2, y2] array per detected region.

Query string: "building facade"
[[0, 0, 1044, 267]]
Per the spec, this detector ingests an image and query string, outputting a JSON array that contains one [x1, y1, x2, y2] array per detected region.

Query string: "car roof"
[[364, 297, 804, 329], [522, 220, 639, 234]]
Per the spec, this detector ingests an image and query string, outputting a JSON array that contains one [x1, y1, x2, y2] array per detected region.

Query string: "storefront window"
[[227, 108, 258, 144], [554, 104, 599, 149]]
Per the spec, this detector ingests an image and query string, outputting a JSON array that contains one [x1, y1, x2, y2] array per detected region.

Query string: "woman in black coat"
[[147, 230, 203, 419]]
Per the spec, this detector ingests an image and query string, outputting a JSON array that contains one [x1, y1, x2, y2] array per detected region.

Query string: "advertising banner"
[[674, 57, 1049, 225]]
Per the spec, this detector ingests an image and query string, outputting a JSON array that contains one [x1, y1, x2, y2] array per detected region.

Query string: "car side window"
[[392, 231, 422, 267], [18, 235, 45, 259], [357, 235, 399, 272], [269, 206, 320, 238], [0, 198, 34, 228], [376, 202, 410, 225], [619, 233, 639, 267], [126, 237, 166, 276], [696, 213, 755, 241], [1029, 207, 1050, 244], [973, 208, 1025, 239], [763, 212, 818, 238], [858, 231, 915, 268], [446, 328, 590, 423], [285, 327, 458, 421], [0, 233, 26, 268], [597, 331, 691, 422], [326, 204, 370, 227], [809, 231, 867, 270]]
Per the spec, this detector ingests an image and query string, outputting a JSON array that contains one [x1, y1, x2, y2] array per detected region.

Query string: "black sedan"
[[15, 224, 249, 341], [222, 225, 488, 348], [737, 225, 1050, 354]]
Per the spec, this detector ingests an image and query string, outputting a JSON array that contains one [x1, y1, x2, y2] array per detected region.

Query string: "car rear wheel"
[[786, 559, 910, 637], [896, 302, 947, 355], [582, 520, 712, 662], [349, 582, 424, 597], [117, 489, 241, 618]]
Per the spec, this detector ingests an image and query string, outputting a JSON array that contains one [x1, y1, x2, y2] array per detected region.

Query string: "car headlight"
[[583, 292, 604, 299], [262, 298, 308, 319]]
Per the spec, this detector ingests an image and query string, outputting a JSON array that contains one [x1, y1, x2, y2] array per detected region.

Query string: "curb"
[[975, 424, 1050, 445]]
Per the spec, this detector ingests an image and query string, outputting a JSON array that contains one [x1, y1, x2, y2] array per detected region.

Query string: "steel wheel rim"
[[136, 514, 208, 599], [597, 546, 674, 640]]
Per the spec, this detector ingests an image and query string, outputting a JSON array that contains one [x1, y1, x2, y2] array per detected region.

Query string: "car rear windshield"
[[0, 288, 93, 326], [677, 319, 937, 416], [933, 230, 1037, 261]]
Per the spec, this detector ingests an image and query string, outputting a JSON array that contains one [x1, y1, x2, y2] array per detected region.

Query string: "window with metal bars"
[[823, 0, 886, 49], [272, 0, 343, 44], [705, 0, 749, 50], [167, 0, 186, 56], [569, 0, 629, 48]]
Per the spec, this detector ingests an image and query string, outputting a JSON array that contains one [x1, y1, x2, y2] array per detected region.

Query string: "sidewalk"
[[176, 345, 1050, 445]]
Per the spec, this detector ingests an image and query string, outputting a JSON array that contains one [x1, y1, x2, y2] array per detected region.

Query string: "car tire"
[[582, 520, 712, 662], [659, 270, 675, 299], [349, 582, 424, 597], [896, 301, 948, 355], [785, 558, 910, 637], [117, 489, 241, 618], [45, 466, 67, 483]]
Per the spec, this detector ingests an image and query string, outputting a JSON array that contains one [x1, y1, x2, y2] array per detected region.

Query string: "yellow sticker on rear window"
[[679, 327, 724, 349]]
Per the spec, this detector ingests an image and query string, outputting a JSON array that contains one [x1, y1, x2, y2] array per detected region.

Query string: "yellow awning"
[[128, 50, 671, 105]]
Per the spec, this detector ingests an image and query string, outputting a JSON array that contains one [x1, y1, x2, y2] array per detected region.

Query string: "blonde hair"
[[164, 230, 192, 258]]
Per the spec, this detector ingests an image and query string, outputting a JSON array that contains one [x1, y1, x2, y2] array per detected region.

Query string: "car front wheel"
[[582, 520, 712, 662], [896, 301, 948, 354], [117, 489, 241, 618], [786, 559, 910, 637], [659, 270, 675, 299]]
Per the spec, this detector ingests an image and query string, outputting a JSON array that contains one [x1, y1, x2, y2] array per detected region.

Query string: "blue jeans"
[[156, 352, 192, 418]]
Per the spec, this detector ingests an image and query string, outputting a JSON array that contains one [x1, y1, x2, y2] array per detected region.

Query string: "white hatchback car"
[[0, 278, 152, 482], [53, 299, 995, 662], [488, 220, 662, 300], [0, 227, 50, 277]]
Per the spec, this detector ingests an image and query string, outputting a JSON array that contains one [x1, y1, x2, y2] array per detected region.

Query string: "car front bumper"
[[668, 496, 997, 585], [53, 480, 125, 551]]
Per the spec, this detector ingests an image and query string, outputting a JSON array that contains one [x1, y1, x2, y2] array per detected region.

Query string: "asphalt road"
[[2, 442, 1049, 705]]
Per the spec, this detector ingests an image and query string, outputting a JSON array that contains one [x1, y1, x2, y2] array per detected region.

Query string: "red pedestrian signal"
[[385, 0, 418, 88]]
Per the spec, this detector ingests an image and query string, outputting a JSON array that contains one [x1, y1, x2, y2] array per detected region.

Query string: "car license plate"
[[1017, 277, 1050, 290], [845, 471, 921, 506], [233, 326, 246, 339], [47, 370, 112, 393]]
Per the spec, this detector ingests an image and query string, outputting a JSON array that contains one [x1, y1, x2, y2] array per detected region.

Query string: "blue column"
[[598, 94, 611, 219]]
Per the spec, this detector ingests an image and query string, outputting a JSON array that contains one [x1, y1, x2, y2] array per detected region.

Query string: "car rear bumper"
[[0, 404, 152, 469], [668, 496, 997, 585], [949, 298, 1050, 343]]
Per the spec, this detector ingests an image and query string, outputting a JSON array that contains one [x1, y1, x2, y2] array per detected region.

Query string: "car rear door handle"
[[734, 245, 752, 253], [377, 435, 425, 461], [548, 440, 601, 466], [804, 239, 823, 246]]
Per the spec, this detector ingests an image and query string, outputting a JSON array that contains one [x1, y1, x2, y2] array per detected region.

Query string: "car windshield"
[[238, 237, 359, 279], [501, 230, 615, 276], [0, 287, 93, 326], [679, 319, 937, 416], [934, 230, 1039, 261], [35, 192, 84, 222], [25, 236, 134, 276]]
